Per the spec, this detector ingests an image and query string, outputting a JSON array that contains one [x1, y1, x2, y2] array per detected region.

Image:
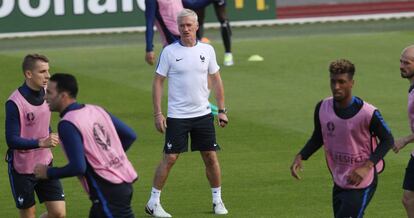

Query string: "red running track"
[[277, 0, 414, 19]]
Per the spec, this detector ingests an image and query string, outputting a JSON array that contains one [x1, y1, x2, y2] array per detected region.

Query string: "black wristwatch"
[[218, 108, 227, 114]]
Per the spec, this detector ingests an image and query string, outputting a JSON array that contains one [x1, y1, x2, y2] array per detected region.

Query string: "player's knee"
[[219, 20, 231, 36], [402, 193, 414, 208], [20, 207, 36, 218], [219, 19, 229, 28], [203, 152, 219, 166], [403, 196, 410, 209], [164, 154, 179, 167], [48, 210, 66, 218]]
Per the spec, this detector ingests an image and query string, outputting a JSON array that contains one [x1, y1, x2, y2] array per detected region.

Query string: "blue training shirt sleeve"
[[47, 121, 87, 179], [5, 100, 39, 149], [145, 0, 156, 52], [109, 113, 137, 151], [299, 101, 324, 160], [368, 110, 394, 164]]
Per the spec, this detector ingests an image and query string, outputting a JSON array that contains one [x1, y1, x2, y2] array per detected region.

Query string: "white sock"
[[149, 187, 161, 205], [212, 187, 222, 203]]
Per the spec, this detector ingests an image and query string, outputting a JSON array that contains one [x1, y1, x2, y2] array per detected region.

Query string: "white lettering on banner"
[[122, 0, 133, 12], [88, 0, 116, 14], [73, 0, 85, 14], [136, 0, 145, 11], [19, 0, 50, 17], [0, 0, 14, 17], [54, 0, 64, 15], [0, 0, 145, 18]]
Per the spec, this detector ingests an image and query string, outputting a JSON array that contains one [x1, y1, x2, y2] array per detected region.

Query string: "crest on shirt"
[[93, 123, 111, 151], [25, 112, 35, 126], [166, 141, 172, 150], [327, 121, 335, 137], [200, 55, 205, 63]]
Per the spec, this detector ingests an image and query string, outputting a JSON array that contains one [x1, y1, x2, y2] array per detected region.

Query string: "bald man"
[[393, 45, 414, 218]]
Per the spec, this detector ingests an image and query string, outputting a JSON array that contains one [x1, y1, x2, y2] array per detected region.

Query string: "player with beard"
[[393, 45, 414, 218], [290, 59, 394, 218]]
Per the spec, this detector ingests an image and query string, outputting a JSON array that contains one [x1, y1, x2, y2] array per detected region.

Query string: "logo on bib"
[[26, 112, 35, 126], [327, 121, 335, 137], [93, 123, 111, 150]]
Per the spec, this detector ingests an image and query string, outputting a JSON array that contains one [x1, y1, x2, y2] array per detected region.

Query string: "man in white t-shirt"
[[145, 9, 229, 217]]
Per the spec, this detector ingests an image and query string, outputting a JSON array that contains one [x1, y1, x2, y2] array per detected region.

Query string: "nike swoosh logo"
[[176, 58, 183, 61]]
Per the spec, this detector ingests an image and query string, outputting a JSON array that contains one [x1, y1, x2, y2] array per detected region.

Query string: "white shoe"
[[145, 202, 172, 217], [223, 53, 234, 66], [213, 201, 228, 215]]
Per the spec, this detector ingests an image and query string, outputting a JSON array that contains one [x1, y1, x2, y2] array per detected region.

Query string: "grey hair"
[[177, 9, 198, 23]]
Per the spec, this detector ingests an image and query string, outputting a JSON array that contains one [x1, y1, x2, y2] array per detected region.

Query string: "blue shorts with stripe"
[[7, 159, 64, 209], [86, 170, 135, 218], [332, 175, 377, 218]]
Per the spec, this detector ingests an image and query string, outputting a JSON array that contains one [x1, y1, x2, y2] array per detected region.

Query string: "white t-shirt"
[[156, 41, 220, 118]]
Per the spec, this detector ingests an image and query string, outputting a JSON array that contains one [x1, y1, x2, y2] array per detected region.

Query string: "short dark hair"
[[50, 73, 78, 98], [329, 59, 355, 79], [22, 54, 49, 73]]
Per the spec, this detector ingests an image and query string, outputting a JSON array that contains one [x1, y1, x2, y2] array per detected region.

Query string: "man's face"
[[45, 81, 62, 112], [330, 73, 354, 102], [400, 51, 414, 79], [25, 61, 50, 90], [178, 16, 198, 41]]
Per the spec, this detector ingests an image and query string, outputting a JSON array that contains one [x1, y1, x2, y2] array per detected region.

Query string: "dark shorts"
[[87, 171, 135, 218], [164, 113, 220, 153], [332, 177, 377, 218], [403, 155, 414, 191], [7, 162, 65, 209]]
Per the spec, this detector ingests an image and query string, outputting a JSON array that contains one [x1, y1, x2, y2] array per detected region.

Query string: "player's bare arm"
[[152, 74, 167, 133], [394, 134, 414, 153], [209, 72, 228, 127]]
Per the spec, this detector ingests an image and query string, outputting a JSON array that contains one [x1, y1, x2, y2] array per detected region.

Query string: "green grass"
[[1, 19, 414, 217]]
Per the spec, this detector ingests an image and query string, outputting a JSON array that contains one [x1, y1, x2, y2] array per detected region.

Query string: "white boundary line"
[[1, 12, 414, 39]]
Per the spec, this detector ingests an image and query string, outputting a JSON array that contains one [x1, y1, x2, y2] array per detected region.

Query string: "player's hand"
[[34, 164, 48, 179], [146, 51, 156, 65], [38, 134, 60, 148], [217, 113, 228, 127], [50, 133, 60, 145], [290, 154, 303, 180], [154, 113, 167, 133], [393, 138, 407, 153], [347, 161, 373, 186]]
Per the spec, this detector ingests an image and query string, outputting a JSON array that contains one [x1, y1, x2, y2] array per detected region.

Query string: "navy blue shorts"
[[403, 155, 414, 191], [164, 113, 220, 153], [332, 177, 377, 218], [87, 171, 135, 218], [7, 162, 65, 209]]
